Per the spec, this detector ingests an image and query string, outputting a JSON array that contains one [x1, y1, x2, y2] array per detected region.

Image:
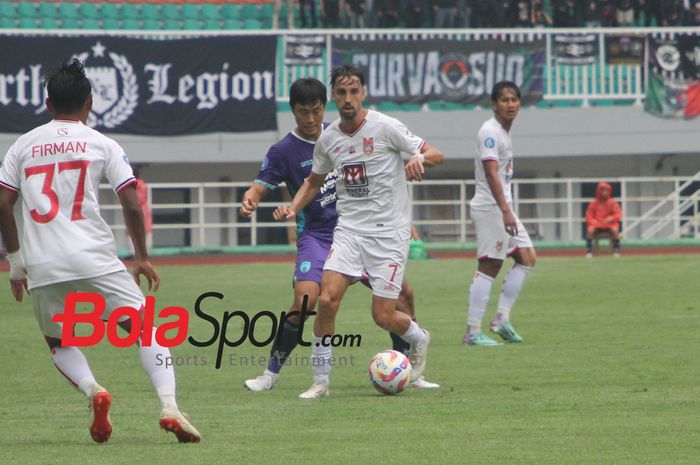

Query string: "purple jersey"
[[255, 128, 338, 233]]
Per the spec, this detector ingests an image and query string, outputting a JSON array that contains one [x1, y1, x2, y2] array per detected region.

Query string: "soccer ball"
[[368, 350, 412, 395]]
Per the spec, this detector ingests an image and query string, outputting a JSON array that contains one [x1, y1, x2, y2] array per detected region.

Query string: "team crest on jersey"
[[76, 42, 138, 130], [362, 137, 374, 155]]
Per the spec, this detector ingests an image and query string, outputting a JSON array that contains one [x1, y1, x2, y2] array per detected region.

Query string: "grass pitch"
[[1, 255, 698, 465]]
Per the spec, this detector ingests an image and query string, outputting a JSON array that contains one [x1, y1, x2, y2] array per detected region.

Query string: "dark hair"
[[330, 64, 365, 88], [289, 78, 327, 109], [45, 58, 92, 114], [491, 81, 521, 102]]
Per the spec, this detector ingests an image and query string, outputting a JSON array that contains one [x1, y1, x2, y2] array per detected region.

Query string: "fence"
[[99, 175, 700, 251]]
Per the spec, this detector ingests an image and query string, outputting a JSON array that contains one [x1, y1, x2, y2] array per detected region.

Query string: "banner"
[[649, 36, 700, 80], [554, 34, 598, 65], [605, 34, 644, 65], [0, 35, 277, 135], [331, 37, 545, 105], [285, 35, 325, 65], [645, 71, 700, 119]]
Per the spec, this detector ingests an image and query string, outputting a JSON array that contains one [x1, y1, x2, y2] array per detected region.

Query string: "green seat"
[[58, 2, 80, 19], [242, 18, 261, 29], [80, 2, 100, 19], [60, 17, 80, 29], [17, 2, 38, 18], [201, 4, 220, 21], [0, 17, 17, 28], [102, 18, 120, 30], [182, 4, 200, 20], [182, 18, 200, 30], [241, 4, 259, 20], [120, 4, 140, 20], [162, 19, 181, 30], [39, 17, 60, 29], [81, 18, 101, 29], [143, 18, 161, 30], [259, 3, 274, 21], [141, 4, 159, 21], [0, 2, 17, 18], [19, 17, 37, 28], [223, 18, 241, 29], [101, 3, 119, 19], [122, 18, 141, 30], [38, 2, 59, 19], [221, 3, 240, 19], [202, 19, 221, 30], [161, 4, 181, 21]]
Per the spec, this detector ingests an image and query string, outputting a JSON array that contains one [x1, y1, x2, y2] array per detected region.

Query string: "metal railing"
[[99, 175, 700, 249]]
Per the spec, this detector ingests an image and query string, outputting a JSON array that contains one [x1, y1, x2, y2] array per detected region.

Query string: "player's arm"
[[118, 184, 160, 292], [282, 172, 326, 221], [240, 183, 271, 218], [483, 159, 517, 236], [0, 188, 28, 302], [405, 142, 444, 182]]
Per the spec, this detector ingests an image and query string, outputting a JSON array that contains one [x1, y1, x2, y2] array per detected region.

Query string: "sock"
[[139, 327, 178, 411], [468, 272, 494, 334], [267, 320, 299, 374], [390, 331, 411, 357], [495, 264, 532, 322], [51, 346, 97, 398], [399, 320, 426, 346], [586, 239, 592, 253], [613, 239, 620, 252], [311, 336, 332, 384]]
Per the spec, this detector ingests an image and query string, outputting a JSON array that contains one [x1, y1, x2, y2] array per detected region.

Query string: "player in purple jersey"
[[239, 78, 438, 391]]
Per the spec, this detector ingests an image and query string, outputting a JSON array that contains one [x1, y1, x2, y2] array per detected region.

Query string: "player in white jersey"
[[0, 59, 200, 443], [464, 81, 536, 346], [277, 64, 444, 399]]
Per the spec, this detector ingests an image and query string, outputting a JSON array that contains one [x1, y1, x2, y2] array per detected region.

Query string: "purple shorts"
[[293, 230, 333, 285]]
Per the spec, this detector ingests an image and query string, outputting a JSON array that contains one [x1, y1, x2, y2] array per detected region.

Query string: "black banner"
[[554, 34, 598, 65], [650, 35, 700, 80], [331, 37, 545, 105], [0, 35, 277, 135], [605, 34, 644, 65]]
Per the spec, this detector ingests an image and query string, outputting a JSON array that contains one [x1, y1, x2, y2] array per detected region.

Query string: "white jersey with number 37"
[[0, 119, 135, 289], [471, 117, 514, 209], [311, 110, 424, 236]]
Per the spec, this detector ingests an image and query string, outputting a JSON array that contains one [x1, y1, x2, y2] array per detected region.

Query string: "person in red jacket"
[[585, 182, 621, 257]]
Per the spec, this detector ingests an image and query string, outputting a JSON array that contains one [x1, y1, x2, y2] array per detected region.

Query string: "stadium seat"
[[18, 17, 37, 29], [242, 18, 262, 29], [80, 2, 100, 20], [161, 4, 181, 21], [0, 1, 18, 19], [60, 17, 80, 29], [141, 4, 160, 21], [0, 17, 17, 28], [222, 18, 241, 29], [120, 4, 141, 21], [143, 18, 161, 30], [259, 3, 274, 21], [38, 17, 60, 29], [37, 2, 59, 19], [221, 3, 241, 20], [122, 18, 141, 30], [182, 4, 200, 20], [58, 2, 80, 20], [82, 18, 101, 29], [17, 2, 38, 19], [202, 19, 222, 30], [182, 18, 200, 30], [241, 4, 259, 20], [201, 4, 220, 21], [101, 4, 120, 20], [162, 19, 181, 30], [102, 18, 120, 30]]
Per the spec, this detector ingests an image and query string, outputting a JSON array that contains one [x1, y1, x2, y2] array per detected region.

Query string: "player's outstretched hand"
[[405, 156, 425, 182], [132, 260, 160, 292], [9, 278, 29, 303], [239, 197, 258, 218]]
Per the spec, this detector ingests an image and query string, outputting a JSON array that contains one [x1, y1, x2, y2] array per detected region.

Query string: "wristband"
[[411, 153, 425, 163], [7, 250, 26, 280]]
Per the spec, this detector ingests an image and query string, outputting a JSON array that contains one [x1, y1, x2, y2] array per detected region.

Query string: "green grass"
[[1, 255, 699, 464]]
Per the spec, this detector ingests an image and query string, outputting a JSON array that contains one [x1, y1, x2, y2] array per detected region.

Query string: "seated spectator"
[[346, 0, 366, 28], [434, 0, 459, 28], [582, 0, 604, 27], [685, 1, 700, 26], [600, 0, 616, 26], [320, 0, 342, 27], [511, 0, 533, 27], [552, 0, 578, 27], [404, 0, 429, 28], [375, 0, 400, 27], [661, 0, 684, 26], [614, 0, 635, 26], [585, 182, 622, 258]]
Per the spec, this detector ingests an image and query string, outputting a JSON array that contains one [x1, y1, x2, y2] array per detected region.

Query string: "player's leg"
[[245, 280, 320, 391], [299, 270, 351, 399], [246, 232, 330, 391], [32, 282, 113, 443], [491, 220, 535, 343], [464, 206, 507, 346], [586, 226, 595, 257], [610, 225, 621, 256], [97, 271, 200, 443]]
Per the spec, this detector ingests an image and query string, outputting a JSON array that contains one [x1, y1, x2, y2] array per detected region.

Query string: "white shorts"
[[324, 227, 410, 299], [31, 271, 145, 339], [471, 205, 533, 260]]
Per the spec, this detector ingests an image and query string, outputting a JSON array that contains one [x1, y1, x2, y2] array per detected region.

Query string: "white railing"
[[98, 175, 700, 249]]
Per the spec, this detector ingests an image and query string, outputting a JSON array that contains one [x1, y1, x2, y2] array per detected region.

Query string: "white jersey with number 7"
[[0, 119, 135, 289]]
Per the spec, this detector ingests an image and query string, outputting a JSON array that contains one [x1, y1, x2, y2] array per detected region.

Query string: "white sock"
[[468, 272, 494, 334], [51, 347, 97, 398], [311, 336, 332, 384], [139, 327, 178, 411], [400, 320, 426, 346], [495, 265, 532, 321]]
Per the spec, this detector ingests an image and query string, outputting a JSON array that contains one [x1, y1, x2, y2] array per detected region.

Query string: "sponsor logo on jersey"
[[342, 162, 368, 187], [363, 137, 374, 155]]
